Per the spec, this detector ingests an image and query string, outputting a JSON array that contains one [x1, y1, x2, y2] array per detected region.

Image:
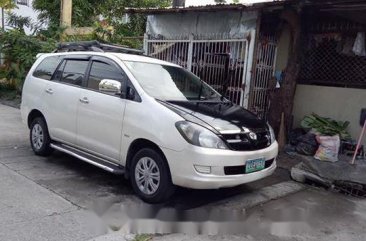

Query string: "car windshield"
[[124, 61, 221, 101]]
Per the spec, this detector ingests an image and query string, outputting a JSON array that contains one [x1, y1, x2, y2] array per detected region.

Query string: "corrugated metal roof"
[[125, 1, 296, 14], [125, 0, 366, 14]]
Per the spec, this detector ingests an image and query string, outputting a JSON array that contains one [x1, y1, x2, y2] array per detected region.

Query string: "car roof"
[[38, 52, 180, 67]]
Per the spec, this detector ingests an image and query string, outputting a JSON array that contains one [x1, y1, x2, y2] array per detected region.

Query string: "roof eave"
[[125, 1, 297, 15]]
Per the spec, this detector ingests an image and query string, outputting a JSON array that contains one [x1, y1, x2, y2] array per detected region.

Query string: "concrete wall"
[[293, 84, 366, 146]]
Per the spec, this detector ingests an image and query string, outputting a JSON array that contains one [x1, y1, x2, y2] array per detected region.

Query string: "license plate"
[[245, 158, 265, 173]]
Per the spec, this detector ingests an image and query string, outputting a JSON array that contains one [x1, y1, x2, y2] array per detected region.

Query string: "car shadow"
[[42, 151, 288, 211]]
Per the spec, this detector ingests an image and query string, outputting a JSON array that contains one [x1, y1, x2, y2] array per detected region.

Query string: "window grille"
[[16, 0, 28, 6], [299, 18, 366, 89]]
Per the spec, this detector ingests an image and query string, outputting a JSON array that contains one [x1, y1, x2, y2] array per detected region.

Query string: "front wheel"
[[30, 117, 53, 156], [130, 148, 175, 203]]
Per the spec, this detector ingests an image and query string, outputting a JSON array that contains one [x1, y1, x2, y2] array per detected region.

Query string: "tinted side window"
[[87, 61, 127, 90], [33, 56, 61, 80], [60, 60, 89, 86]]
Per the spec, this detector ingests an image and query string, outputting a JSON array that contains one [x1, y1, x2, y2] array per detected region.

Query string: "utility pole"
[[1, 7, 4, 31], [60, 0, 93, 41], [60, 0, 72, 41], [0, 7, 4, 65]]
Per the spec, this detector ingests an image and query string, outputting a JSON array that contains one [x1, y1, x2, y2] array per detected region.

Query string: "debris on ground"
[[291, 154, 366, 198]]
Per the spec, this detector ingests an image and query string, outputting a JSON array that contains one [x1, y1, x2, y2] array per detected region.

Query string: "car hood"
[[159, 100, 267, 134]]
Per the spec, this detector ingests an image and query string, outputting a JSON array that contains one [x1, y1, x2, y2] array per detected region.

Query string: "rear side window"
[[33, 56, 61, 80], [57, 60, 89, 86]]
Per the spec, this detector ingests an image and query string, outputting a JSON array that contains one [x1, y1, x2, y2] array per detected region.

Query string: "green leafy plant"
[[33, 0, 171, 48], [301, 113, 351, 140], [0, 0, 16, 9], [133, 234, 152, 241], [0, 13, 56, 92]]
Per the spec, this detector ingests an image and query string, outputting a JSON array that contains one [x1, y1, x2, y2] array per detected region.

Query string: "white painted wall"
[[0, 0, 41, 34], [293, 85, 366, 147]]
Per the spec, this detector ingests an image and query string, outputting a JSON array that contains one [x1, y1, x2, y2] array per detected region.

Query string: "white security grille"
[[145, 34, 249, 105], [248, 34, 277, 118]]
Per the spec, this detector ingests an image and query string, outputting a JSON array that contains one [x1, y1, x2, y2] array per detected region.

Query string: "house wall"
[[0, 0, 40, 34], [293, 84, 366, 147]]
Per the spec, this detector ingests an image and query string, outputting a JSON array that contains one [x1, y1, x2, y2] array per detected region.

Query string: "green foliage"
[[6, 12, 33, 32], [37, 22, 66, 41], [0, 13, 56, 92], [0, 0, 172, 93], [32, 0, 100, 27], [133, 234, 152, 241], [0, 0, 15, 9], [95, 0, 170, 47], [33, 0, 171, 47], [301, 113, 351, 140]]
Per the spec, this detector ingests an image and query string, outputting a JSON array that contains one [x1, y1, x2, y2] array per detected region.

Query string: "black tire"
[[130, 148, 175, 203], [29, 117, 53, 156]]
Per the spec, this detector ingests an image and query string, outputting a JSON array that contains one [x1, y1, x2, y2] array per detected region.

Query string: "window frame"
[[84, 56, 128, 94], [44, 54, 141, 102], [32, 56, 62, 81], [50, 55, 91, 87], [16, 0, 28, 6], [84, 56, 141, 102]]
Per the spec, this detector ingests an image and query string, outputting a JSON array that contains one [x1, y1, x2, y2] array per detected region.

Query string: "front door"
[[76, 56, 127, 162]]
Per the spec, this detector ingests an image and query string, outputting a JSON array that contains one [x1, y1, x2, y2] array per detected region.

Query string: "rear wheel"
[[130, 148, 175, 203], [30, 117, 53, 156]]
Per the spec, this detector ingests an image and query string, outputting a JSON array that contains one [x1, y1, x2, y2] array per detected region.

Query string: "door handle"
[[45, 88, 53, 94], [79, 97, 89, 104]]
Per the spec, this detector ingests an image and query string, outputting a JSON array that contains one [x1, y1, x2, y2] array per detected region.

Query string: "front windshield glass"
[[124, 61, 220, 101]]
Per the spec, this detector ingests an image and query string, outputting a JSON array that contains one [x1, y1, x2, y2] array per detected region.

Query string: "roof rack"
[[55, 40, 145, 55]]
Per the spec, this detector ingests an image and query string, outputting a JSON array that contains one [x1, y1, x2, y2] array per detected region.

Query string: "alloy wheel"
[[134, 157, 161, 195], [31, 123, 44, 150]]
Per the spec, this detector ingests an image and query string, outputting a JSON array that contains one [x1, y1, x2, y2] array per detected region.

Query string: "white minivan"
[[21, 42, 278, 203]]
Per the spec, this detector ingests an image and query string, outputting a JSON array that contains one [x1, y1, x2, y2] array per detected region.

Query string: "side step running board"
[[50, 143, 125, 175]]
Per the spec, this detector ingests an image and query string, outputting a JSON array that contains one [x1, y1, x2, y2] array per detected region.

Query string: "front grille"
[[224, 159, 274, 175], [222, 128, 271, 151]]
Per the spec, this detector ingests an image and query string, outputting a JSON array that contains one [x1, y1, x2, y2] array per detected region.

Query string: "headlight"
[[268, 124, 276, 144], [176, 121, 228, 149]]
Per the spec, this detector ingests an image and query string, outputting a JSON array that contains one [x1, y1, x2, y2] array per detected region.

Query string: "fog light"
[[194, 165, 211, 174]]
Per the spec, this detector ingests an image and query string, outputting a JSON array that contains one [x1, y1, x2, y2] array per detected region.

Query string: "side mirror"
[[126, 86, 136, 100], [99, 79, 122, 96]]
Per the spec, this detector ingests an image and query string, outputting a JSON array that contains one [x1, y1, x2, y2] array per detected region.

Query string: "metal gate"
[[248, 34, 277, 118], [144, 34, 249, 105]]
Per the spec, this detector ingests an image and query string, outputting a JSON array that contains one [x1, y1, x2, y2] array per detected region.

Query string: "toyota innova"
[[21, 46, 278, 203]]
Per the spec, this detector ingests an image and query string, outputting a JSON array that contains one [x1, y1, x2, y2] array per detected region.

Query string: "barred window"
[[16, 0, 28, 6], [299, 16, 366, 89]]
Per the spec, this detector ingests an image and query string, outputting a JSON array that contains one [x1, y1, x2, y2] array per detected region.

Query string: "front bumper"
[[162, 141, 278, 189]]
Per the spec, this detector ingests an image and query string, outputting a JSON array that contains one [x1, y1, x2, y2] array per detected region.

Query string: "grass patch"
[[133, 234, 153, 241]]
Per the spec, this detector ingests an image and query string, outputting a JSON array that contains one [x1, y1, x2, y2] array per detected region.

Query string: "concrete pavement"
[[0, 149, 108, 241], [0, 104, 109, 240], [92, 188, 366, 241]]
